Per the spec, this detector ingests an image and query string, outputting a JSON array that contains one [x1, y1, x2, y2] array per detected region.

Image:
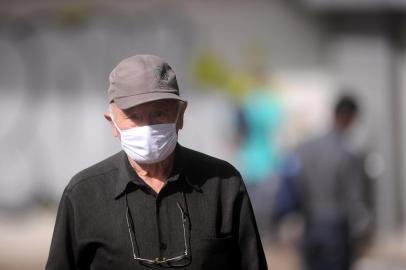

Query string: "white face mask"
[[112, 121, 178, 164]]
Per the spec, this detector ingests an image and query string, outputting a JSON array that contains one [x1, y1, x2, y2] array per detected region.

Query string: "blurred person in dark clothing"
[[46, 55, 267, 270], [273, 95, 371, 270]]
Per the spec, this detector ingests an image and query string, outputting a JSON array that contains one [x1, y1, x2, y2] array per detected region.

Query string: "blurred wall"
[[0, 0, 322, 205]]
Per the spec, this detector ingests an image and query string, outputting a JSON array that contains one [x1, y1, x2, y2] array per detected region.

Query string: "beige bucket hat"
[[108, 54, 186, 109]]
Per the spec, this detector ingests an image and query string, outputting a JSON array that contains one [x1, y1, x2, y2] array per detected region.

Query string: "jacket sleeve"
[[235, 181, 268, 270], [340, 154, 371, 242], [45, 190, 77, 270]]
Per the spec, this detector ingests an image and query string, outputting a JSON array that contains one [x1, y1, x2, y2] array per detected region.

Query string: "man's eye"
[[128, 113, 142, 120], [151, 111, 164, 118]]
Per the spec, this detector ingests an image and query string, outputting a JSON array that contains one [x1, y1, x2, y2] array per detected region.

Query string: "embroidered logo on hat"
[[153, 66, 170, 89]]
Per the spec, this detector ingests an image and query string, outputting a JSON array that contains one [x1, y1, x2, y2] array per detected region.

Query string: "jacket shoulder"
[[180, 146, 241, 178], [65, 151, 124, 193]]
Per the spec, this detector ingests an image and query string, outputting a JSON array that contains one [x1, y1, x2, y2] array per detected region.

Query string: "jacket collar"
[[114, 144, 201, 199]]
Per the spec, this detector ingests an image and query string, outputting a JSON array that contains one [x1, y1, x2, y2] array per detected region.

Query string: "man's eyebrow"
[[123, 106, 140, 114], [124, 111, 141, 117]]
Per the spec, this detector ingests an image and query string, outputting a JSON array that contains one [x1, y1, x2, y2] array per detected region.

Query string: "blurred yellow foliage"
[[56, 5, 90, 27], [191, 51, 256, 101]]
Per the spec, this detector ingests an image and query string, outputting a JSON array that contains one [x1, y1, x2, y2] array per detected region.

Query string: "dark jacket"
[[46, 145, 268, 270]]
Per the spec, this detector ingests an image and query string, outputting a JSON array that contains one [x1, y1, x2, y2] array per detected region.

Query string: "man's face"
[[335, 112, 355, 131], [105, 99, 186, 138]]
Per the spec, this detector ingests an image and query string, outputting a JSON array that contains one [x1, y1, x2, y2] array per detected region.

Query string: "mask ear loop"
[[109, 105, 123, 135]]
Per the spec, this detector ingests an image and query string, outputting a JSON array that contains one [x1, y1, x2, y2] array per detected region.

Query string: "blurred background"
[[1, 0, 406, 269]]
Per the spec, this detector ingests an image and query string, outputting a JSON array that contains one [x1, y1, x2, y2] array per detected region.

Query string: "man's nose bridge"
[[146, 113, 159, 125], [132, 111, 153, 126]]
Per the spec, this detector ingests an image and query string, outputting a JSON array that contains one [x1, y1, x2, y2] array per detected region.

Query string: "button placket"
[[156, 196, 163, 258], [159, 242, 167, 251]]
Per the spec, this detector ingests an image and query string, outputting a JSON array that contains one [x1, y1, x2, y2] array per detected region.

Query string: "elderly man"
[[45, 55, 267, 270]]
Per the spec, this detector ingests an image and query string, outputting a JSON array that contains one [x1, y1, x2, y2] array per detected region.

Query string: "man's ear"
[[104, 111, 119, 138], [176, 102, 187, 131]]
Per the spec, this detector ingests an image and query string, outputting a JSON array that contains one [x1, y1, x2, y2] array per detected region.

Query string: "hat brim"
[[113, 92, 186, 110]]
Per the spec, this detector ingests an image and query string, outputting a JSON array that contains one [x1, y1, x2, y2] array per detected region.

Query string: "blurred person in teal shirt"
[[237, 89, 282, 185], [236, 87, 283, 239]]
